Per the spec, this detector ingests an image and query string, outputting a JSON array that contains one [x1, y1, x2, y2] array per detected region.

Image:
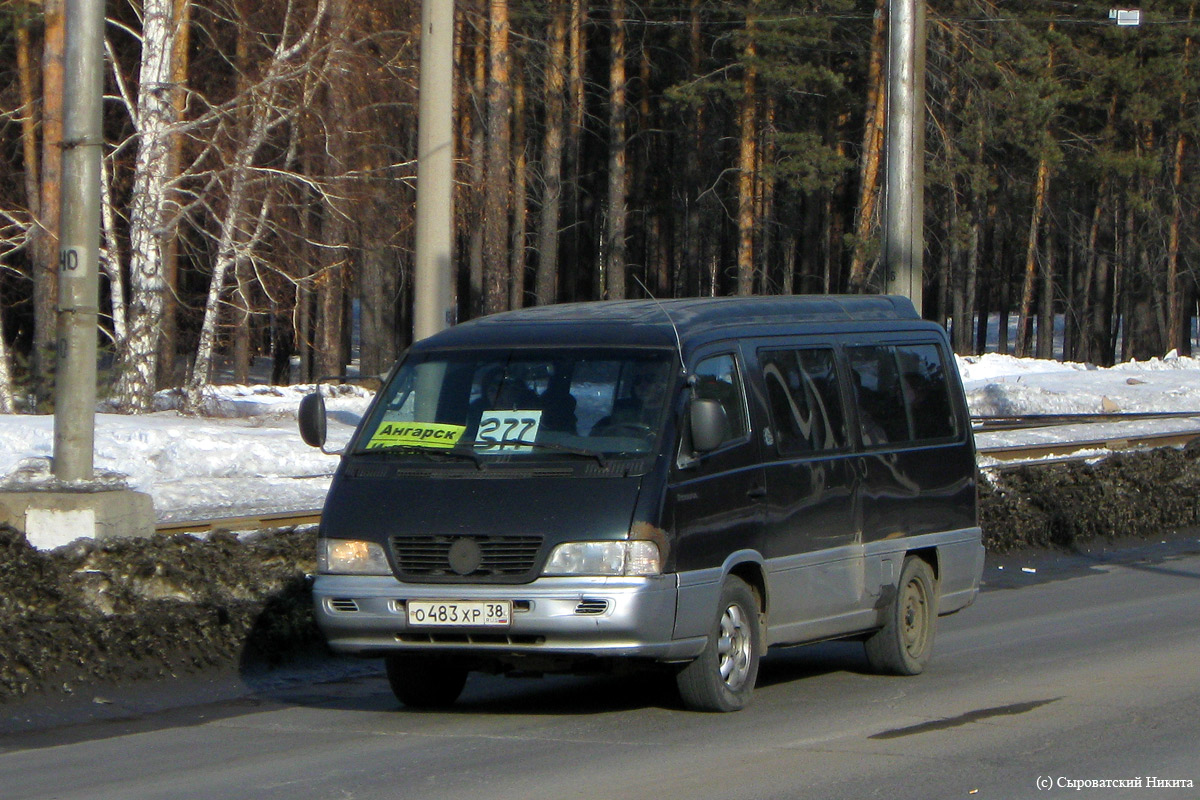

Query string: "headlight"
[[542, 541, 662, 577], [318, 539, 392, 575]]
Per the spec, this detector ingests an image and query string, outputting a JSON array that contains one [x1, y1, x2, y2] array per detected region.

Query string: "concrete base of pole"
[[0, 489, 155, 550]]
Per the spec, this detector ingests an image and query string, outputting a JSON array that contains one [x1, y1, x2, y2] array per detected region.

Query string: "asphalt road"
[[3, 541, 1199, 800]]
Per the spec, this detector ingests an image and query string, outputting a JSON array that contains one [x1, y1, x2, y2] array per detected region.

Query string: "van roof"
[[414, 295, 927, 352]]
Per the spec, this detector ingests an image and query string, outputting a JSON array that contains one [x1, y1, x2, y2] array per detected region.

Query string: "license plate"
[[407, 600, 512, 627]]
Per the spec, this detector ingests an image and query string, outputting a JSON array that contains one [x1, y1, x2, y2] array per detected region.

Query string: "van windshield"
[[355, 348, 676, 459]]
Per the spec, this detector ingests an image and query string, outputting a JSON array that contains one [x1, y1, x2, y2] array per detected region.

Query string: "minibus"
[[299, 295, 983, 711]]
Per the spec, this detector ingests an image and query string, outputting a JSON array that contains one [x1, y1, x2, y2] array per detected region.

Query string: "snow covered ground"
[[2, 353, 1200, 525]]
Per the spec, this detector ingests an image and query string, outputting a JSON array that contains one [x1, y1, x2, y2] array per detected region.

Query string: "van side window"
[[848, 346, 907, 445], [897, 343, 957, 440], [848, 343, 957, 446], [693, 354, 748, 444], [759, 348, 846, 454]]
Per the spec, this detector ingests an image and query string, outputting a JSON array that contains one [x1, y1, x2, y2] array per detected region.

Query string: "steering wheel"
[[594, 422, 655, 438]]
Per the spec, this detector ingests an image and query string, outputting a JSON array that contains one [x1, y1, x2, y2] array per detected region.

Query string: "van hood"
[[319, 468, 647, 583]]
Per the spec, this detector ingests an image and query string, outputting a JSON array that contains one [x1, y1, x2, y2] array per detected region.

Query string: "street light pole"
[[883, 0, 926, 312], [412, 0, 456, 341], [53, 0, 105, 482]]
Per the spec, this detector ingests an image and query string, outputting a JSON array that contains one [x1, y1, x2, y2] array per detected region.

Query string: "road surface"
[[3, 540, 1199, 800]]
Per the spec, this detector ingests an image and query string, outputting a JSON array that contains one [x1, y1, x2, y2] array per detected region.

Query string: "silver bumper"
[[312, 573, 707, 661]]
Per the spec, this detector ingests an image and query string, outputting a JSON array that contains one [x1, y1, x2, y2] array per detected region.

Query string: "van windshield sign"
[[476, 410, 542, 453], [365, 422, 466, 450]]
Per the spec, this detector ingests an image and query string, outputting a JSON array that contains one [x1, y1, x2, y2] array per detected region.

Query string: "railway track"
[[154, 413, 1200, 534]]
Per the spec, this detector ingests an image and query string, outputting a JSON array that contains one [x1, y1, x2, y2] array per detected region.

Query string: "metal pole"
[[883, 0, 925, 312], [53, 0, 105, 482], [413, 0, 456, 341]]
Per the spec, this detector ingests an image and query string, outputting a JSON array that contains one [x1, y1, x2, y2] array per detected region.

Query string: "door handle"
[[747, 485, 767, 499]]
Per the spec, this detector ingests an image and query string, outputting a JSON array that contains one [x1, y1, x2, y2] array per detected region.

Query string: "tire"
[[864, 556, 938, 675], [676, 575, 763, 712], [385, 654, 469, 709]]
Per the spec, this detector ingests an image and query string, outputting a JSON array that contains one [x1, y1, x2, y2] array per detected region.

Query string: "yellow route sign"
[[365, 421, 465, 450]]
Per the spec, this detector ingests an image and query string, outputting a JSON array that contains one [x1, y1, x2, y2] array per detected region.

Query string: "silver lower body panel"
[[313, 573, 707, 662]]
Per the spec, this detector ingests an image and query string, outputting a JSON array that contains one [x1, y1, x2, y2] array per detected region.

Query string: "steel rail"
[[972, 410, 1200, 432], [977, 426, 1200, 467], [156, 509, 322, 535]]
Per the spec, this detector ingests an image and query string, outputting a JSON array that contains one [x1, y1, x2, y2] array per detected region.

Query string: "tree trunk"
[[314, 0, 351, 377], [605, 0, 629, 300], [847, 0, 887, 293], [510, 64, 528, 309], [534, 0, 568, 306], [1014, 156, 1050, 356], [964, 208, 981, 354], [115, 0, 181, 411], [563, 0, 587, 301], [158, 0, 193, 389], [99, 153, 127, 348], [468, 35, 486, 318], [482, 0, 513, 314], [1014, 26, 1055, 357], [682, 0, 705, 299], [735, 4, 759, 296], [32, 0, 65, 405], [232, 258, 252, 384], [16, 20, 40, 226], [0, 301, 13, 413], [1167, 11, 1191, 353], [1036, 226, 1055, 359]]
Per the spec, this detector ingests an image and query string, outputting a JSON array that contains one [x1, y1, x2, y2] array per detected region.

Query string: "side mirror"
[[690, 397, 729, 453], [298, 391, 327, 448]]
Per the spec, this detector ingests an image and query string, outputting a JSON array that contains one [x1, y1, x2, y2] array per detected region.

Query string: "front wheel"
[[864, 556, 938, 675], [385, 654, 469, 709], [676, 575, 763, 712]]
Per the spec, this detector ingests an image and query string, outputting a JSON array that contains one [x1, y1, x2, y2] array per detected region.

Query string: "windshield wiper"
[[359, 444, 485, 469], [509, 440, 609, 469]]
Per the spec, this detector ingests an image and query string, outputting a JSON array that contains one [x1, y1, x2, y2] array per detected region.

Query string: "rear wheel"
[[385, 654, 469, 709], [676, 575, 762, 712], [864, 556, 938, 675]]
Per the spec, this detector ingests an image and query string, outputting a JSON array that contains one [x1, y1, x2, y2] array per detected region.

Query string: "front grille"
[[390, 535, 543, 583], [328, 598, 360, 613]]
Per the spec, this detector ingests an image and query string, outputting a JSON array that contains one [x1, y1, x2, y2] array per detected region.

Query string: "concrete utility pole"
[[412, 0, 456, 341], [53, 0, 105, 482], [1, 0, 154, 549], [883, 0, 926, 312]]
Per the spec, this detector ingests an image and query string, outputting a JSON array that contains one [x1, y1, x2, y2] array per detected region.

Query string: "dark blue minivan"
[[299, 296, 983, 711]]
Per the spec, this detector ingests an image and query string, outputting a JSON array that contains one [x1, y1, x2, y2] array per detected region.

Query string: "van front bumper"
[[312, 573, 707, 662]]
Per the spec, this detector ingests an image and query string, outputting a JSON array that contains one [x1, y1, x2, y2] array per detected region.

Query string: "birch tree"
[[112, 0, 186, 412], [183, 0, 329, 411], [0, 303, 13, 413]]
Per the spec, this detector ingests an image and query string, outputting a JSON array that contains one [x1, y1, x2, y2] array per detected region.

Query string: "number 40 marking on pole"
[[59, 247, 86, 277]]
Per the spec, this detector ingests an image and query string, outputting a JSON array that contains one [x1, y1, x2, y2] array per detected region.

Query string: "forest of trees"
[[1, 0, 1199, 414]]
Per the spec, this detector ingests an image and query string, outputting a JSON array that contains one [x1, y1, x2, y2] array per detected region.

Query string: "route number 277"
[[476, 410, 543, 453]]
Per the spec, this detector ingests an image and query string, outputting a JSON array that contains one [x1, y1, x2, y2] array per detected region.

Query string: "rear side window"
[[897, 343, 957, 440], [847, 343, 957, 446], [759, 348, 847, 454]]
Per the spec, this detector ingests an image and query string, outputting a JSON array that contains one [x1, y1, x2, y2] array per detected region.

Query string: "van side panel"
[[859, 442, 978, 543]]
